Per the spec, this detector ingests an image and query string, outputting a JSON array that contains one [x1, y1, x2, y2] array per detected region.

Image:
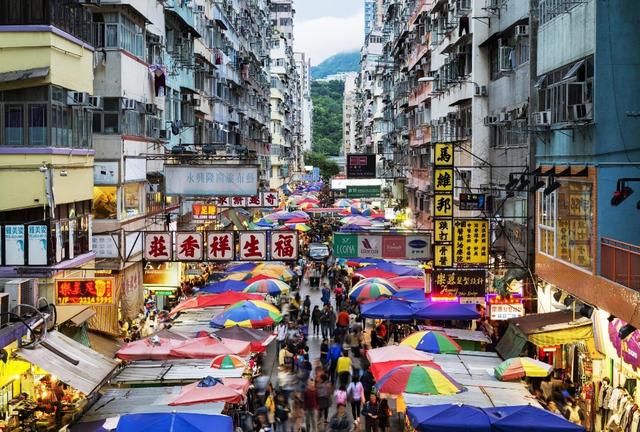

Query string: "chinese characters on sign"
[[454, 219, 490, 264], [56, 278, 114, 305], [433, 143, 455, 268], [92, 235, 120, 258], [271, 232, 299, 260], [27, 225, 48, 266], [459, 193, 486, 211], [207, 232, 234, 261], [164, 165, 258, 197], [192, 203, 218, 219], [432, 269, 487, 299], [144, 233, 172, 261], [176, 233, 203, 261], [214, 191, 280, 208], [239, 232, 267, 260], [346, 154, 377, 178], [490, 303, 525, 320]]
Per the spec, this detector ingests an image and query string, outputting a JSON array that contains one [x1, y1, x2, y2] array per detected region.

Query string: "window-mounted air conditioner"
[[68, 91, 89, 106], [533, 110, 551, 126], [121, 98, 136, 110], [515, 25, 529, 37]]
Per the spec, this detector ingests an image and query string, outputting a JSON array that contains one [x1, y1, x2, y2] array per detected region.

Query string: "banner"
[[433, 143, 455, 268], [346, 154, 376, 178], [4, 225, 25, 266], [431, 269, 486, 299], [238, 232, 267, 260], [271, 232, 299, 261], [27, 225, 48, 266], [346, 185, 381, 198], [213, 191, 279, 208], [56, 278, 115, 305], [333, 232, 432, 260], [453, 219, 490, 264], [192, 203, 218, 219], [165, 165, 258, 196]]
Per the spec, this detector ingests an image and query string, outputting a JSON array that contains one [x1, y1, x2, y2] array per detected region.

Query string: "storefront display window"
[[124, 183, 142, 217], [538, 180, 593, 270], [93, 186, 117, 219]]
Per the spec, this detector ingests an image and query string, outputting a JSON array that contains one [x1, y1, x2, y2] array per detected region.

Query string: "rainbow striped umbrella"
[[494, 357, 553, 381], [349, 279, 397, 302], [375, 365, 464, 395], [401, 331, 462, 354], [353, 277, 398, 289], [243, 279, 290, 295], [210, 300, 282, 329], [210, 354, 247, 369]]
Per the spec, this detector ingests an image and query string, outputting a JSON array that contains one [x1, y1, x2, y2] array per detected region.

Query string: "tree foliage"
[[311, 80, 344, 157], [304, 151, 340, 178]]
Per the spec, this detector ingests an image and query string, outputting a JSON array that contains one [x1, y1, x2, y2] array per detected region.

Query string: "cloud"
[[294, 11, 364, 66]]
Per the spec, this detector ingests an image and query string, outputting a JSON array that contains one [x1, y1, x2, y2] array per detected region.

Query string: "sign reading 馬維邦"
[[164, 165, 258, 197], [56, 278, 115, 305]]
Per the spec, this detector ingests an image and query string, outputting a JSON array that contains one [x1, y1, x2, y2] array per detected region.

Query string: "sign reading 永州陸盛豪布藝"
[[164, 165, 258, 197]]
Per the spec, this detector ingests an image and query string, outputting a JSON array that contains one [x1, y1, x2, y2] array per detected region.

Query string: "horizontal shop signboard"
[[333, 232, 432, 260], [346, 154, 376, 178], [165, 165, 258, 197], [56, 278, 115, 305], [431, 268, 486, 299], [346, 185, 381, 198]]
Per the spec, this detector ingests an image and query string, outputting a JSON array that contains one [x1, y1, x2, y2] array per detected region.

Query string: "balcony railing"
[[601, 237, 640, 291]]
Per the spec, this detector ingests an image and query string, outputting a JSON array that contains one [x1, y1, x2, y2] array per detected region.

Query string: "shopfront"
[[143, 261, 180, 311]]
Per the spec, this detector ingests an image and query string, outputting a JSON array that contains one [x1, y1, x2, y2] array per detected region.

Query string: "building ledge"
[[0, 25, 95, 51], [0, 147, 95, 156]]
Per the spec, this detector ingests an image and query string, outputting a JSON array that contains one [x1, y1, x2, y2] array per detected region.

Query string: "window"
[[4, 105, 23, 146], [123, 183, 142, 217], [123, 109, 144, 137], [93, 13, 144, 59], [93, 97, 120, 134], [537, 180, 593, 270], [516, 37, 530, 65], [540, 0, 585, 25], [28, 104, 47, 146], [93, 186, 117, 219]]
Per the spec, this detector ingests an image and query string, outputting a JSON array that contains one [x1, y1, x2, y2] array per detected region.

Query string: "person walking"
[[347, 375, 365, 421], [327, 306, 337, 339], [336, 350, 352, 388], [303, 379, 319, 432], [276, 320, 288, 352], [378, 398, 391, 432], [329, 403, 352, 432], [328, 339, 343, 385], [311, 305, 321, 337], [362, 393, 379, 432], [320, 305, 331, 339], [317, 373, 332, 425], [274, 393, 290, 432], [321, 283, 331, 305]]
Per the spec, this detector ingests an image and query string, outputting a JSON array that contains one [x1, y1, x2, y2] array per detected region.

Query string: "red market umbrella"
[[245, 274, 284, 284], [371, 359, 441, 381], [169, 376, 247, 406], [116, 337, 184, 361], [169, 335, 252, 359], [170, 292, 263, 315], [356, 268, 399, 279], [390, 276, 426, 290], [213, 326, 275, 353]]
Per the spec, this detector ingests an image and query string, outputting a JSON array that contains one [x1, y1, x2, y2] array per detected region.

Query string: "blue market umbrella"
[[407, 404, 491, 432], [116, 413, 233, 432], [340, 224, 367, 232], [199, 280, 248, 293], [360, 298, 417, 321], [392, 289, 427, 303], [226, 263, 257, 272], [413, 301, 481, 320], [486, 405, 585, 432], [362, 262, 423, 276]]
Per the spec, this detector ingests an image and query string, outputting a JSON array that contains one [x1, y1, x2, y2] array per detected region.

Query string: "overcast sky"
[[294, 0, 364, 66]]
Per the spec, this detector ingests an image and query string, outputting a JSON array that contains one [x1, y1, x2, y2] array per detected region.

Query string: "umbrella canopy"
[[362, 262, 423, 277], [370, 359, 440, 381], [211, 354, 247, 369], [401, 331, 462, 354], [116, 413, 233, 432], [210, 300, 282, 328], [169, 335, 251, 358], [213, 326, 274, 352], [298, 198, 320, 205], [360, 298, 417, 321], [254, 219, 277, 227], [335, 199, 354, 208], [244, 278, 290, 295], [345, 258, 387, 266], [291, 223, 311, 232], [486, 405, 585, 432], [407, 404, 491, 432], [200, 280, 249, 294], [392, 289, 427, 303], [349, 280, 397, 302], [494, 357, 553, 381], [226, 262, 257, 272], [375, 364, 464, 395], [390, 276, 426, 290], [264, 210, 291, 221], [413, 301, 481, 320], [116, 337, 183, 361], [169, 376, 246, 406], [221, 272, 252, 281], [367, 345, 434, 364], [340, 216, 373, 226], [340, 224, 367, 232], [170, 292, 262, 315], [356, 268, 399, 279]]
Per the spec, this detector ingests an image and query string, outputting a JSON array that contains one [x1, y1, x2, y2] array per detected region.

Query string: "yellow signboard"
[[434, 244, 453, 267], [434, 168, 454, 192], [434, 194, 454, 217], [434, 143, 454, 167], [434, 219, 453, 242], [454, 219, 490, 264]]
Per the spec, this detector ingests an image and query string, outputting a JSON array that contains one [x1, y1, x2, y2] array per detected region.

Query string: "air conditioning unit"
[[447, 112, 457, 121], [182, 93, 192, 103], [191, 96, 201, 107], [121, 98, 136, 110], [533, 110, 552, 126], [89, 96, 103, 110], [195, 5, 205, 13], [2, 279, 39, 317], [480, 85, 488, 96], [159, 129, 170, 140], [569, 103, 593, 121], [498, 112, 509, 123], [515, 25, 529, 37], [206, 19, 215, 28], [148, 34, 163, 45], [0, 294, 8, 327], [483, 115, 498, 126], [67, 91, 89, 106], [145, 103, 157, 115]]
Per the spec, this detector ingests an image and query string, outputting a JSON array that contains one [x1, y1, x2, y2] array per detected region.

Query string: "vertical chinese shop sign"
[[433, 143, 454, 267]]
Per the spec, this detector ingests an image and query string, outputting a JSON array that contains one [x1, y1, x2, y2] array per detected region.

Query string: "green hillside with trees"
[[311, 80, 344, 156]]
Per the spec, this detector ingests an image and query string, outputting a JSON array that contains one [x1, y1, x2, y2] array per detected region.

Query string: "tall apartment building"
[[271, 0, 294, 46], [343, 73, 359, 158], [294, 52, 313, 166]]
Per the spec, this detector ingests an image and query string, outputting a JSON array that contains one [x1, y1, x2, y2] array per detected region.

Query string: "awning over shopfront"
[[17, 330, 118, 395], [496, 310, 594, 359], [0, 66, 49, 84], [57, 305, 96, 326]]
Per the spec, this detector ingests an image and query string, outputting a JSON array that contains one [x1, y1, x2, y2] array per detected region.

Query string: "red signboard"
[[382, 236, 406, 258], [56, 278, 115, 305]]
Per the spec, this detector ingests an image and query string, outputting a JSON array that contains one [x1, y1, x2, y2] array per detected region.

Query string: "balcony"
[[409, 126, 431, 146], [405, 32, 431, 71], [409, 82, 432, 107], [601, 238, 640, 291]]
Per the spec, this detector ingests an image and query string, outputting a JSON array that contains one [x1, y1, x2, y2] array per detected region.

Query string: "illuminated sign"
[[56, 278, 115, 305], [432, 269, 486, 298], [453, 219, 490, 264], [346, 154, 376, 178]]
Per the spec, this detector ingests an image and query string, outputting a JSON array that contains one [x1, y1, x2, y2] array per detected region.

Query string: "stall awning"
[[496, 310, 594, 359], [17, 330, 118, 395], [57, 305, 96, 326], [0, 67, 49, 84]]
